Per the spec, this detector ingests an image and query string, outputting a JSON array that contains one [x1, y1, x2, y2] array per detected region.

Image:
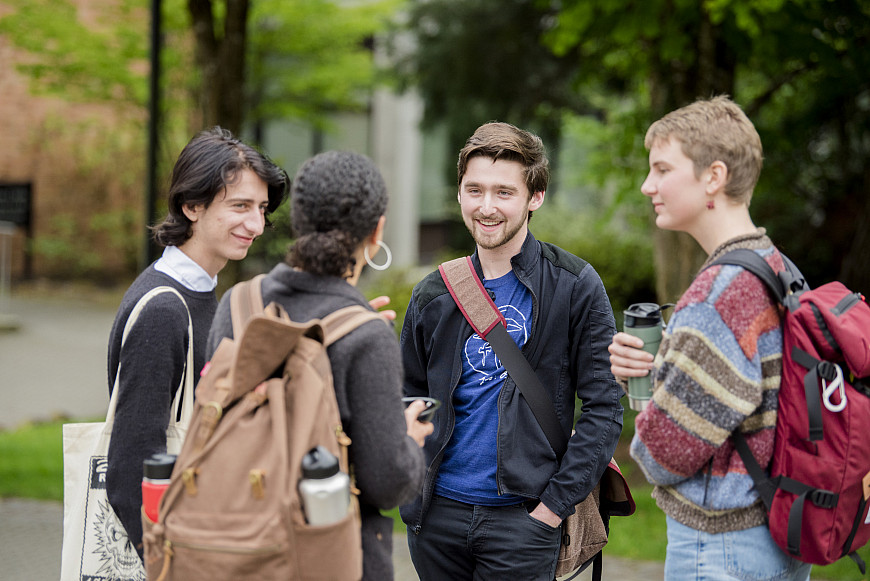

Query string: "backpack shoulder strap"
[[709, 249, 786, 302], [321, 305, 386, 347], [709, 249, 809, 311], [230, 274, 267, 336], [439, 256, 568, 458]]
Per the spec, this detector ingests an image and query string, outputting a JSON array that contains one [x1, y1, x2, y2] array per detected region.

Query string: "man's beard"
[[465, 212, 527, 250]]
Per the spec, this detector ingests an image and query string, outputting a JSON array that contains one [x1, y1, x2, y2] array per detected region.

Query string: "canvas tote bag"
[[60, 286, 194, 581]]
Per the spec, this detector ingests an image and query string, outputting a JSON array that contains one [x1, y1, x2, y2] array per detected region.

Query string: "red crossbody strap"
[[438, 256, 505, 337]]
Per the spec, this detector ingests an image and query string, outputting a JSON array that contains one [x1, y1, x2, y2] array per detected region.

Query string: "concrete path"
[[0, 498, 665, 581], [0, 291, 666, 580], [0, 293, 116, 429]]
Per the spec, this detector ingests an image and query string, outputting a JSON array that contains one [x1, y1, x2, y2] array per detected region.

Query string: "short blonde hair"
[[645, 96, 763, 204]]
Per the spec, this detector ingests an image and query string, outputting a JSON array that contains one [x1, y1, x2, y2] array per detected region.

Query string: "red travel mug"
[[142, 453, 176, 523]]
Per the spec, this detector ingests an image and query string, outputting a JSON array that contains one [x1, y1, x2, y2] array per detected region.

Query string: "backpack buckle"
[[817, 361, 837, 382], [810, 489, 838, 509]]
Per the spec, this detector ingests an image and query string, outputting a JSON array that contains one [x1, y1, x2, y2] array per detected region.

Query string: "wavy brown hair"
[[151, 127, 289, 247]]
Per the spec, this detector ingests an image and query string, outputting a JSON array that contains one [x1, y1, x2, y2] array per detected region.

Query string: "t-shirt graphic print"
[[434, 270, 532, 505]]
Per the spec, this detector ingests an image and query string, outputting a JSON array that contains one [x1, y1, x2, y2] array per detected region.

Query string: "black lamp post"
[[142, 0, 162, 270]]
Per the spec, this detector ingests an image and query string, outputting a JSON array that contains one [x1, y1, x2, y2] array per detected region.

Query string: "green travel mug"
[[623, 303, 664, 411]]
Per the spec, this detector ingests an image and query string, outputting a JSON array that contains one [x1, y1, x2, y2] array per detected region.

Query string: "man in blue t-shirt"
[[436, 271, 532, 507], [400, 122, 623, 580]]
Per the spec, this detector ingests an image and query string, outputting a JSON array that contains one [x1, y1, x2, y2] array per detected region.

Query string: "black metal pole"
[[142, 0, 162, 270]]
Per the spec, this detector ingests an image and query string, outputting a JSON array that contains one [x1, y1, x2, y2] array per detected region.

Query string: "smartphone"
[[402, 396, 442, 423]]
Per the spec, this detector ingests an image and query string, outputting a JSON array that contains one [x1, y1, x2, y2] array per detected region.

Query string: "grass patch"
[[3, 419, 868, 580], [0, 420, 64, 501], [605, 485, 665, 559]]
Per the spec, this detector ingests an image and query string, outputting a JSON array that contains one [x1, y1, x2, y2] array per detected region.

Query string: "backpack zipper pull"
[[182, 468, 199, 496], [249, 469, 266, 499], [335, 426, 352, 447], [333, 426, 357, 495], [154, 540, 173, 581]]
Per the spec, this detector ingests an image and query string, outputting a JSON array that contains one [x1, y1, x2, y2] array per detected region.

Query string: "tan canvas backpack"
[[142, 275, 383, 580]]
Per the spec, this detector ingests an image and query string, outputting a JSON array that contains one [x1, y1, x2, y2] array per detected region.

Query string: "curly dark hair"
[[286, 151, 388, 278], [151, 127, 289, 248]]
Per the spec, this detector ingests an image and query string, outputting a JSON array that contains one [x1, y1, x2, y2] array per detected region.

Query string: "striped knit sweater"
[[629, 230, 786, 533]]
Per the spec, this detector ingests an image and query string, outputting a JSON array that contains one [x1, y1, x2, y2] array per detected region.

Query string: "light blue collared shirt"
[[154, 246, 217, 292]]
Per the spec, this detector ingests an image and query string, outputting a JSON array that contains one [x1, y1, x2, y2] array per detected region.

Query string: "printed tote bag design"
[[60, 287, 193, 581]]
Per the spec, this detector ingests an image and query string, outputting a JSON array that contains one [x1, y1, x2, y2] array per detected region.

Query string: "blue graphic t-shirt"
[[435, 270, 532, 505]]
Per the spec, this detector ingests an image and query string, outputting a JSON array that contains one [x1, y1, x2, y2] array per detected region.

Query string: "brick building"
[[0, 10, 145, 283]]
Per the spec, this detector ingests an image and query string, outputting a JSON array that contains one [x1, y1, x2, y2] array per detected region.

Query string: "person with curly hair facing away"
[[206, 150, 432, 581]]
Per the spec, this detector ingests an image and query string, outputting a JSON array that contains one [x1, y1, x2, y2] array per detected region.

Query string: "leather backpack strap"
[[230, 274, 267, 336], [439, 257, 568, 458], [322, 305, 386, 347]]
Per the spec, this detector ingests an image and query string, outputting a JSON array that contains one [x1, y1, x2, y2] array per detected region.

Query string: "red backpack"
[[711, 249, 870, 573]]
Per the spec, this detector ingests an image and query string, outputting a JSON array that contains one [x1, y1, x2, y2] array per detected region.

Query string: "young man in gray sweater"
[[106, 127, 288, 561]]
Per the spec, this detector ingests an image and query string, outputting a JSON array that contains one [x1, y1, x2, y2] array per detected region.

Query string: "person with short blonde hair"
[[644, 95, 764, 204], [610, 96, 812, 580]]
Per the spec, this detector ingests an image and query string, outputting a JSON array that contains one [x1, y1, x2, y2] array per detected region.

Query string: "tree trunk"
[[646, 4, 736, 305], [186, 0, 249, 286], [187, 0, 248, 134], [652, 229, 705, 303], [839, 167, 870, 293]]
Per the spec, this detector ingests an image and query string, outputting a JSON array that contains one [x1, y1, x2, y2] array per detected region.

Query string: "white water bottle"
[[299, 446, 350, 526]]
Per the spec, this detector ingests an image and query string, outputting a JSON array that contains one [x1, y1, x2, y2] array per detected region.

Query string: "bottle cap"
[[624, 303, 662, 327], [143, 453, 177, 480], [301, 446, 340, 479]]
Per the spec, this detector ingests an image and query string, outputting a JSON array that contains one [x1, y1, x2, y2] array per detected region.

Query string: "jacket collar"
[[469, 230, 541, 281]]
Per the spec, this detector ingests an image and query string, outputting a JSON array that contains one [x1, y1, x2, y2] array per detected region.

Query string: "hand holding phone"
[[402, 397, 442, 423]]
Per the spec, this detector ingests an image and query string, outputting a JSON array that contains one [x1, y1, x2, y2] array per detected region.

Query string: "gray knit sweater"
[[107, 265, 218, 558], [206, 263, 426, 581]]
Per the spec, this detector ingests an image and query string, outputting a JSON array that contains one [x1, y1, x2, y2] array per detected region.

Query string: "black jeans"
[[407, 495, 561, 581]]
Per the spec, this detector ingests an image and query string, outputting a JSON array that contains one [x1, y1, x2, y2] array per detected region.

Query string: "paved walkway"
[[0, 291, 115, 430], [0, 497, 665, 580], [0, 291, 666, 580]]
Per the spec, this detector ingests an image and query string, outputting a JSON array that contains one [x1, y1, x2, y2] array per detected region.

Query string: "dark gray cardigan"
[[107, 265, 217, 558], [206, 263, 425, 581]]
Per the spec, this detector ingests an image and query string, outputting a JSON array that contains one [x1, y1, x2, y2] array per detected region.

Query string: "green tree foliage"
[[166, 0, 398, 133], [390, 0, 590, 181], [248, 0, 399, 128], [1, 0, 397, 146], [550, 0, 870, 292], [732, 0, 870, 290], [1, 0, 398, 280], [0, 0, 148, 107], [396, 0, 870, 298]]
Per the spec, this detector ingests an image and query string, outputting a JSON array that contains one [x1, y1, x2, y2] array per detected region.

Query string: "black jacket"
[[399, 232, 624, 532]]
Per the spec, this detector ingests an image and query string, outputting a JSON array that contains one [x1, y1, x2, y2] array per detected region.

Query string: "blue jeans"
[[664, 516, 813, 581], [407, 495, 561, 580]]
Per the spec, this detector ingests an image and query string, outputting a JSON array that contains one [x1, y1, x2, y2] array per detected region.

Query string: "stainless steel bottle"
[[298, 446, 350, 526]]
